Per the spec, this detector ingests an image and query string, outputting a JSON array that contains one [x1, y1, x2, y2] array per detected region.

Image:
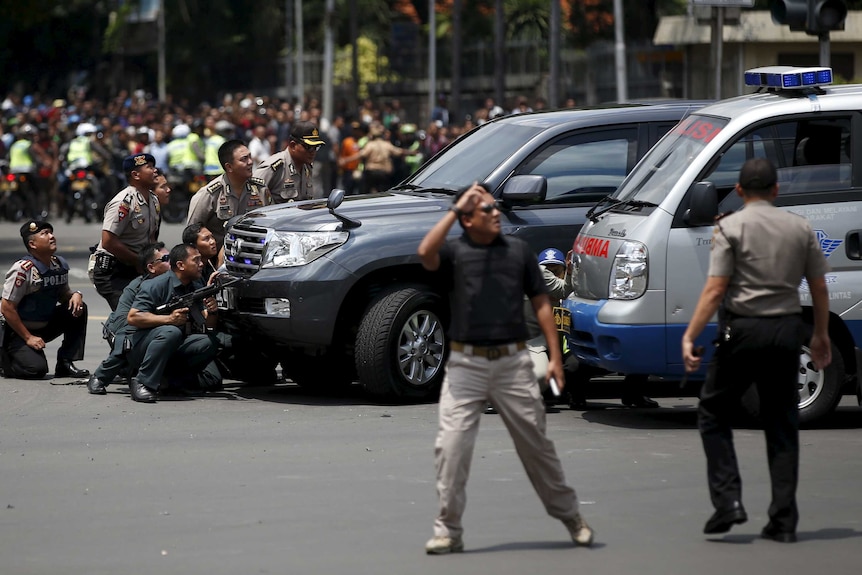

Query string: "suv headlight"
[[609, 240, 648, 300], [260, 230, 348, 268]]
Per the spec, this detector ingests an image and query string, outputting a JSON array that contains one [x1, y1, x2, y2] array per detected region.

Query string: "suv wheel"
[[356, 285, 446, 399]]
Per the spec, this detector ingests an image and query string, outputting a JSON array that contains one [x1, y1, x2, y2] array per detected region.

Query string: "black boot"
[[54, 360, 90, 378]]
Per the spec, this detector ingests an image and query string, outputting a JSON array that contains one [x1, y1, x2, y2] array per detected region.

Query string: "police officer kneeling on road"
[[124, 243, 222, 403], [0, 221, 89, 380]]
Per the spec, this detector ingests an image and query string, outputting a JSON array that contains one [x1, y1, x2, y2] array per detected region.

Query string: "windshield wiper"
[[586, 196, 624, 222], [390, 183, 421, 191], [587, 197, 658, 222]]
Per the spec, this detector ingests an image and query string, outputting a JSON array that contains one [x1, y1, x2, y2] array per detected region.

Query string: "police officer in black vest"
[[0, 221, 89, 379]]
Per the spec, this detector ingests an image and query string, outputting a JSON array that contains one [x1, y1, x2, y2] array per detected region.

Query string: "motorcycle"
[[64, 160, 101, 223], [0, 162, 28, 222], [162, 168, 206, 224]]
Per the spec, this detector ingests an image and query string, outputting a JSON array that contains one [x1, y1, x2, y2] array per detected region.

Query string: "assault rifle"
[[155, 276, 241, 314]]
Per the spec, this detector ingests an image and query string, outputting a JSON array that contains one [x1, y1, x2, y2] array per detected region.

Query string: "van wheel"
[[356, 285, 446, 399], [742, 339, 843, 425]]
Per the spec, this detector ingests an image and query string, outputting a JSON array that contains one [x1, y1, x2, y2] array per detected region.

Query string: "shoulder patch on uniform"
[[207, 181, 225, 195], [714, 210, 735, 221], [19, 259, 34, 271], [249, 176, 265, 186], [270, 158, 284, 171]]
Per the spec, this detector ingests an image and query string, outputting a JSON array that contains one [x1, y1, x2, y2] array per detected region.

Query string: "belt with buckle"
[[450, 341, 526, 360]]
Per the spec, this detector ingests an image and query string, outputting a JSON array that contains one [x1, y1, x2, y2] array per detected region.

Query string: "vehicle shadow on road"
[[714, 527, 862, 544], [227, 379, 439, 407]]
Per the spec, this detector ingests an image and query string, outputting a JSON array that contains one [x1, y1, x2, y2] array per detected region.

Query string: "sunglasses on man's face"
[[152, 254, 170, 264], [476, 202, 499, 214]]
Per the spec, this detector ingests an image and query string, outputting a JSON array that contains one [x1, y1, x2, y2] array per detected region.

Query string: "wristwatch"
[[448, 205, 462, 217]]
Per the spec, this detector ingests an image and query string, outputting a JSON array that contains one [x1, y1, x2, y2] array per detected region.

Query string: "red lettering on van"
[[574, 235, 609, 258]]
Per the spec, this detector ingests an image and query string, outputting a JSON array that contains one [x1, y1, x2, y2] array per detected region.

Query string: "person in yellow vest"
[[400, 123, 425, 177], [59, 123, 105, 218], [166, 124, 192, 177], [8, 124, 45, 219], [202, 121, 234, 181]]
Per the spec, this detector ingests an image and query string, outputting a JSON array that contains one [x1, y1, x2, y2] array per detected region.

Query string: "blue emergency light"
[[744, 66, 833, 90]]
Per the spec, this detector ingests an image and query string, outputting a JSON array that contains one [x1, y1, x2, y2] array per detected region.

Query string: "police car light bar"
[[744, 66, 833, 90]]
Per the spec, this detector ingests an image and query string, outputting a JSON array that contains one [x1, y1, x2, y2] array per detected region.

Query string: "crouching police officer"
[[0, 221, 89, 379]]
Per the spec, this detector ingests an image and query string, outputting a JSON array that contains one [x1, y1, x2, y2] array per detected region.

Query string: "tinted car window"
[[518, 129, 637, 204], [407, 122, 544, 192]]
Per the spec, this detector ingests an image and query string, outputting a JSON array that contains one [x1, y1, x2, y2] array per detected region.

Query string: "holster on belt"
[[95, 252, 115, 272]]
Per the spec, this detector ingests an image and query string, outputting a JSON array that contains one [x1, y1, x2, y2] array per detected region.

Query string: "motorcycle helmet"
[[171, 123, 191, 139], [215, 120, 234, 137], [20, 124, 35, 136], [76, 123, 96, 137]]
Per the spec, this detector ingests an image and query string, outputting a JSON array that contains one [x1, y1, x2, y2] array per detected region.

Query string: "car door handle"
[[846, 230, 862, 260]]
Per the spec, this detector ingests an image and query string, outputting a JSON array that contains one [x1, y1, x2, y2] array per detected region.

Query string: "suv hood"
[[232, 191, 453, 231]]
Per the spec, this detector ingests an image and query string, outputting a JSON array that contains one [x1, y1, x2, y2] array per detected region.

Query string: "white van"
[[563, 67, 862, 423]]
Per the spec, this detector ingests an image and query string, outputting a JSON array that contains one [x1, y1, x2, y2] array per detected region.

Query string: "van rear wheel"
[[356, 285, 446, 399], [741, 339, 843, 425]]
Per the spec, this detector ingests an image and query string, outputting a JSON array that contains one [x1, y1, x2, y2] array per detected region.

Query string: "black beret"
[[122, 153, 156, 173], [20, 220, 53, 241]]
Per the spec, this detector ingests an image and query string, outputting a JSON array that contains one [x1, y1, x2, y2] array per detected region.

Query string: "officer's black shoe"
[[621, 394, 659, 408], [761, 522, 797, 543], [87, 375, 108, 395], [703, 501, 748, 534], [130, 379, 157, 403], [54, 360, 90, 379]]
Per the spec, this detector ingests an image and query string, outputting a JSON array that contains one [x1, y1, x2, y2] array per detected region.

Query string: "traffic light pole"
[[820, 32, 831, 67]]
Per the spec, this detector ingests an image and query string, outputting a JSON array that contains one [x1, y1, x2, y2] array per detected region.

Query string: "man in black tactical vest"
[[0, 221, 89, 379]]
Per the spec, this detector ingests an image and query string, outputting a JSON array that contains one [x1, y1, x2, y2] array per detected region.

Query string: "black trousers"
[[93, 261, 138, 311], [1, 304, 88, 379], [698, 314, 803, 532], [126, 326, 219, 391]]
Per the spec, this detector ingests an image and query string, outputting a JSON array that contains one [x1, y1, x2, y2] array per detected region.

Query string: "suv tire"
[[356, 285, 447, 399]]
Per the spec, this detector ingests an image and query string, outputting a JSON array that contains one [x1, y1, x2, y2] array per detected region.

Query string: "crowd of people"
[[0, 90, 570, 222]]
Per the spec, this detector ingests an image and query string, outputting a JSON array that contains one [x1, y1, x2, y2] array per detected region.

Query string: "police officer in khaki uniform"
[[187, 139, 272, 250], [0, 221, 89, 379], [682, 158, 832, 544], [253, 121, 324, 203], [92, 153, 160, 310]]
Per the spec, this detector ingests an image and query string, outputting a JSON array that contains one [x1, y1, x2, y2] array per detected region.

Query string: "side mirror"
[[684, 181, 718, 226], [327, 188, 346, 210], [500, 175, 547, 204]]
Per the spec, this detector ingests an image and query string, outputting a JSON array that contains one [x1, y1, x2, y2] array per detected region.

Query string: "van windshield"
[[613, 114, 729, 204], [403, 122, 544, 193]]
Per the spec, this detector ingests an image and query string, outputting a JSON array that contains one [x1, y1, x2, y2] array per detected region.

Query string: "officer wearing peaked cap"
[[188, 139, 272, 252], [254, 121, 324, 203], [92, 153, 161, 310], [1, 221, 89, 380]]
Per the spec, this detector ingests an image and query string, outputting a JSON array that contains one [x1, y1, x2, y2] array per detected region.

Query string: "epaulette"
[[206, 180, 225, 195], [249, 176, 265, 186], [714, 210, 734, 221], [270, 158, 284, 171], [19, 259, 34, 271]]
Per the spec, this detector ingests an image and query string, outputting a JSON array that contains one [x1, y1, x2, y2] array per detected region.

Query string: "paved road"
[[1, 220, 862, 575]]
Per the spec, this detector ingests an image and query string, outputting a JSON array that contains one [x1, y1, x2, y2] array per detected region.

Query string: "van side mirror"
[[684, 182, 718, 226], [327, 188, 345, 210], [500, 175, 547, 205]]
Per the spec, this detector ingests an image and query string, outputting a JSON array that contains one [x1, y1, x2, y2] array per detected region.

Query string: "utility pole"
[[323, 0, 335, 124], [285, 0, 293, 101], [549, 0, 560, 108], [157, 0, 166, 101], [295, 0, 304, 105], [613, 0, 627, 102], [429, 0, 436, 123]]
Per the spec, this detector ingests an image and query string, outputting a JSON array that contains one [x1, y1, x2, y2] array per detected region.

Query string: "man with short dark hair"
[[1, 221, 89, 379], [187, 139, 271, 250], [417, 183, 592, 554], [125, 244, 221, 402], [86, 243, 171, 395], [254, 121, 325, 202], [682, 157, 831, 543], [92, 153, 160, 310]]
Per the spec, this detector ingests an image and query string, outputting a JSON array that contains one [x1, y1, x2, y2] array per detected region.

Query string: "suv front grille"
[[224, 223, 268, 277]]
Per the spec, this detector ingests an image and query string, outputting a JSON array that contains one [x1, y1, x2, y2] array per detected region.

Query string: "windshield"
[[405, 122, 544, 192], [613, 114, 729, 204]]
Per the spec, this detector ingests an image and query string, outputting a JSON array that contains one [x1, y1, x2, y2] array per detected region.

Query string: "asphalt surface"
[[1, 220, 862, 575]]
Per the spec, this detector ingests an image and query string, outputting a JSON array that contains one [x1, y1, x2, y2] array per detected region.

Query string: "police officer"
[[125, 243, 221, 403], [254, 121, 324, 203], [0, 221, 89, 380], [8, 124, 45, 219], [187, 139, 272, 250], [682, 158, 831, 544], [92, 153, 160, 310], [166, 124, 196, 178], [87, 243, 171, 395], [417, 183, 592, 554]]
